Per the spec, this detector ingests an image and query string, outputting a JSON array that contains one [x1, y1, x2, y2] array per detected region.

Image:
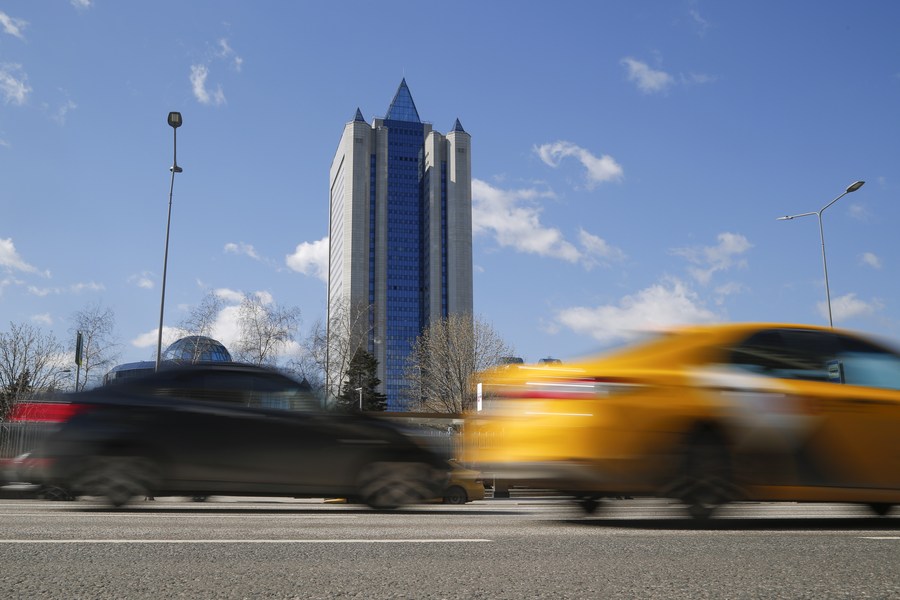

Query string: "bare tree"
[[404, 314, 514, 414], [176, 291, 225, 363], [0, 322, 67, 420], [234, 295, 301, 366], [317, 298, 373, 404], [69, 303, 119, 391], [178, 291, 223, 340]]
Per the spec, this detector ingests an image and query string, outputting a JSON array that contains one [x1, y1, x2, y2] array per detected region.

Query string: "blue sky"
[[2, 1, 900, 370]]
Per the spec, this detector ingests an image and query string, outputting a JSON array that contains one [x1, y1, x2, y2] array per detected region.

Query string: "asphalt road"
[[1, 496, 899, 599]]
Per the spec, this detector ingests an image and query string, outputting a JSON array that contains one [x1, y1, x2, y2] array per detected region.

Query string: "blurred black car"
[[29, 363, 448, 508]]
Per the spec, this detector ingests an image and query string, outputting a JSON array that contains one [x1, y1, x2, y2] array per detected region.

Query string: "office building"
[[328, 79, 473, 410]]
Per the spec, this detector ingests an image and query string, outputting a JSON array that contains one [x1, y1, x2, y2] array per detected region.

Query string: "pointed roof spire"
[[451, 118, 466, 133], [353, 107, 366, 122], [385, 78, 421, 123]]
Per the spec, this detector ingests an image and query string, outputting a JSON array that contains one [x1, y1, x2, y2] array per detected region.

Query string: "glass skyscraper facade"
[[328, 80, 473, 411]]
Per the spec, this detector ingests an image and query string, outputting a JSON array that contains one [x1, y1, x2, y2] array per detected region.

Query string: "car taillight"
[[8, 402, 89, 423]]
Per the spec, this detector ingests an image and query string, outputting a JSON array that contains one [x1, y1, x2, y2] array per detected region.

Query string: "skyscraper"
[[328, 79, 473, 411]]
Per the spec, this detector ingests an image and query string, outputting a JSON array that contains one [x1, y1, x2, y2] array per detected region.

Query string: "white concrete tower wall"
[[371, 119, 389, 384], [423, 130, 446, 324], [446, 128, 474, 316], [328, 120, 373, 360]]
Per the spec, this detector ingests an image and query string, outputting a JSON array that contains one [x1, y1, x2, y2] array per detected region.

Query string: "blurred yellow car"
[[441, 459, 485, 504], [463, 323, 900, 518]]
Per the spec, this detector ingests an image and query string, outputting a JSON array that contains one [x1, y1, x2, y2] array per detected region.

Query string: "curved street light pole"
[[156, 112, 183, 371], [777, 180, 865, 328]]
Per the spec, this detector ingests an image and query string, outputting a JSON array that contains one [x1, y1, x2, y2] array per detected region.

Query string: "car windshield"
[[124, 368, 321, 412]]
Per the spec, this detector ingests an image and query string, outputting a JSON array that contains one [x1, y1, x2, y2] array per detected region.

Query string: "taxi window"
[[834, 335, 900, 390], [729, 329, 837, 381]]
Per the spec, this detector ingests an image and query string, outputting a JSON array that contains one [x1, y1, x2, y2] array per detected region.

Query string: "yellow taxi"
[[442, 459, 485, 504], [463, 323, 900, 518]]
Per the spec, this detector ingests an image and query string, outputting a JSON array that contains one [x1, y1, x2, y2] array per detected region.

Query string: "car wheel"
[[681, 430, 732, 520], [357, 461, 434, 510], [869, 503, 893, 516], [40, 486, 75, 501], [576, 495, 602, 515], [443, 485, 468, 505], [74, 455, 159, 508]]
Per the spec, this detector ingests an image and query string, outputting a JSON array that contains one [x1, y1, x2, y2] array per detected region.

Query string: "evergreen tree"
[[336, 350, 387, 412]]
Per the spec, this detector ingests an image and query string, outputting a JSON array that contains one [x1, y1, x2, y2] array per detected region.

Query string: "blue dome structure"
[[162, 336, 233, 363]]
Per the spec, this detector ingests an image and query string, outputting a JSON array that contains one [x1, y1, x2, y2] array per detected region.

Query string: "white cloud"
[[32, 313, 53, 326], [848, 203, 870, 221], [286, 237, 329, 281], [860, 252, 882, 270], [713, 281, 747, 305], [133, 288, 299, 357], [190, 64, 225, 106], [214, 287, 245, 304], [0, 64, 31, 105], [673, 232, 752, 285], [71, 281, 105, 293], [70, 0, 93, 9], [578, 229, 626, 267], [472, 179, 580, 262], [0, 11, 27, 39], [689, 8, 711, 36], [224, 242, 261, 260], [0, 275, 22, 296], [128, 272, 154, 289], [821, 293, 883, 323], [27, 281, 104, 296], [27, 286, 52, 297], [50, 98, 78, 125], [621, 57, 674, 94], [534, 141, 623, 189], [682, 72, 716, 85], [218, 38, 243, 72], [555, 277, 719, 345], [0, 238, 37, 272], [254, 290, 275, 305], [131, 326, 182, 350]]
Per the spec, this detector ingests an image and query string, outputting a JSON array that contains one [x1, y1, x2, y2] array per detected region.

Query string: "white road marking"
[[0, 538, 492, 544], [860, 536, 900, 540], [0, 513, 359, 519]]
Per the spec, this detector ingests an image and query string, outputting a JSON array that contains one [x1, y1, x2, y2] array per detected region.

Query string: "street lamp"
[[355, 387, 363, 411], [156, 112, 183, 371], [777, 180, 865, 327]]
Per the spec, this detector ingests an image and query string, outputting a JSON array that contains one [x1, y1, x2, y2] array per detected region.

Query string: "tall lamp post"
[[156, 111, 183, 371], [777, 180, 865, 328], [355, 387, 363, 411]]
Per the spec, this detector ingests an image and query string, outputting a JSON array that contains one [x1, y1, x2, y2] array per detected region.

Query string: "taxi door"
[[802, 353, 900, 490]]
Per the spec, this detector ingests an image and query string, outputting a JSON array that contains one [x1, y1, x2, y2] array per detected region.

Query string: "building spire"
[[451, 118, 466, 133], [353, 107, 366, 122], [385, 78, 421, 123]]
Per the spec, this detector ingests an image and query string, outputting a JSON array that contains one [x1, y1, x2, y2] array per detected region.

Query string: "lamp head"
[[776, 216, 793, 221], [167, 111, 183, 129], [846, 180, 865, 193]]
